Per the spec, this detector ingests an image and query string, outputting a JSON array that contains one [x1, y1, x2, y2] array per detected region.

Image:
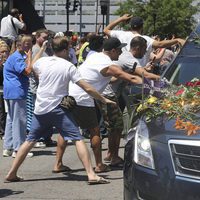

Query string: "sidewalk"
[[0, 134, 124, 200]]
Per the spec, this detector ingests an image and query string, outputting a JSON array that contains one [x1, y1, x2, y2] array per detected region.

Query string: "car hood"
[[147, 117, 200, 144]]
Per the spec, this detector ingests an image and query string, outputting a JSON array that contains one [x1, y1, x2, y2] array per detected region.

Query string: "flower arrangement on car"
[[136, 78, 200, 136]]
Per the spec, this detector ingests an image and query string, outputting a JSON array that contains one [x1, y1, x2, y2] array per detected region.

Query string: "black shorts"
[[71, 105, 98, 129]]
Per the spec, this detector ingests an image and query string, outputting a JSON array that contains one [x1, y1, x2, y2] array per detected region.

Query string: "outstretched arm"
[[101, 65, 142, 84], [150, 48, 166, 63], [76, 79, 116, 105], [153, 38, 186, 49], [135, 66, 160, 80], [103, 14, 132, 36]]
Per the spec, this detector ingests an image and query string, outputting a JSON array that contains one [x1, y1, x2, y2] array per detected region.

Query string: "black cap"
[[130, 16, 143, 28], [103, 37, 127, 51]]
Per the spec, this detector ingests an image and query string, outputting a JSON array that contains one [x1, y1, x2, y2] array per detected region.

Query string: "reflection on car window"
[[165, 57, 200, 85]]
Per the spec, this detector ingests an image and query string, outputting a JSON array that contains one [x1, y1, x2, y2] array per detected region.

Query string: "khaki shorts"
[[71, 105, 98, 129], [97, 95, 124, 134]]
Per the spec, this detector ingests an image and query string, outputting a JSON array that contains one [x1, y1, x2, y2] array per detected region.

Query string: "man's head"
[[86, 32, 97, 42], [130, 16, 144, 33], [35, 29, 49, 47], [52, 37, 69, 59], [103, 37, 126, 60], [130, 36, 147, 59], [10, 8, 20, 18], [89, 35, 104, 53]]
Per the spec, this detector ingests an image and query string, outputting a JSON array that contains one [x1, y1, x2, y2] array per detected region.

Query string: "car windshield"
[[163, 26, 200, 85]]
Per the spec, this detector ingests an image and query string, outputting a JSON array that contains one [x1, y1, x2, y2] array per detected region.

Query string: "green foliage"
[[116, 0, 200, 38]]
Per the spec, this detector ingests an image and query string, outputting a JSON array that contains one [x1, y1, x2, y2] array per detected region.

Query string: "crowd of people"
[[0, 8, 185, 184]]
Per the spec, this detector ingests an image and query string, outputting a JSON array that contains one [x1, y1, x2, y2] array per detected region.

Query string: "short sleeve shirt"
[[0, 15, 24, 40], [69, 52, 113, 107], [33, 56, 82, 115], [3, 50, 28, 99], [29, 44, 49, 94], [110, 30, 138, 52], [117, 51, 141, 72], [108, 52, 142, 94], [137, 35, 154, 66]]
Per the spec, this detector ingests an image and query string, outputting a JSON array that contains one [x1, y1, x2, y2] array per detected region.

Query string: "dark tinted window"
[[164, 57, 200, 85], [163, 23, 200, 85]]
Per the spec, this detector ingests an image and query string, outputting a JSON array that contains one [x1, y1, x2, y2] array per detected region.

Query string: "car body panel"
[[124, 136, 200, 200], [147, 118, 200, 143], [124, 23, 200, 200]]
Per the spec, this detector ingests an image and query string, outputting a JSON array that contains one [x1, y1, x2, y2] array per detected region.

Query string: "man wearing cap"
[[66, 37, 142, 173], [104, 14, 185, 67]]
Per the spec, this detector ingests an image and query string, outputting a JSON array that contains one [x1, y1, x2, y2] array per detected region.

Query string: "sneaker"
[[27, 152, 34, 158], [3, 149, 13, 157], [12, 151, 17, 158], [12, 151, 34, 158], [34, 141, 46, 148], [67, 140, 74, 145]]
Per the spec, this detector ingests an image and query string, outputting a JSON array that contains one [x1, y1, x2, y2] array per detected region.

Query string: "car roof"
[[179, 23, 200, 57]]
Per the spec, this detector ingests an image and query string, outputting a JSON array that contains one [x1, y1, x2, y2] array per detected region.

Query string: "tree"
[[115, 0, 200, 38]]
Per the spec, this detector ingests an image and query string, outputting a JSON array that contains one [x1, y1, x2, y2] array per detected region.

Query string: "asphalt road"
[[0, 134, 124, 200]]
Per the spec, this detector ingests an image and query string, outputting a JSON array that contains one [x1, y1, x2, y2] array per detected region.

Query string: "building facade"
[[34, 0, 126, 35]]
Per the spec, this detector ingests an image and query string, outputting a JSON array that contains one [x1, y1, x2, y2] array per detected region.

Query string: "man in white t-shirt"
[[5, 37, 114, 185], [104, 14, 185, 67], [69, 37, 142, 173], [0, 8, 26, 43]]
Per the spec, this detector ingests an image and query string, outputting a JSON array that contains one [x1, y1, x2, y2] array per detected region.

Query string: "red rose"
[[176, 89, 184, 96], [186, 82, 193, 86], [194, 81, 200, 87]]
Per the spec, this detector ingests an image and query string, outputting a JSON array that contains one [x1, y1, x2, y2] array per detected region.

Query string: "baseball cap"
[[54, 32, 64, 38], [130, 16, 144, 28], [103, 37, 127, 51]]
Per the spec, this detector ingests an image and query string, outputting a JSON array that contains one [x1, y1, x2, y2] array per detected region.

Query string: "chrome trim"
[[168, 139, 200, 180]]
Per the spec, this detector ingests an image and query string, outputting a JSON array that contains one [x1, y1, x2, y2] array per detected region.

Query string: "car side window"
[[164, 57, 200, 85]]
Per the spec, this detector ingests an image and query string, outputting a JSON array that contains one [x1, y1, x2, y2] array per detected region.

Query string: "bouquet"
[[136, 78, 200, 135]]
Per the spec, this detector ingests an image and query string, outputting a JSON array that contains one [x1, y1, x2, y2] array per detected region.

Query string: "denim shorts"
[[26, 106, 83, 141]]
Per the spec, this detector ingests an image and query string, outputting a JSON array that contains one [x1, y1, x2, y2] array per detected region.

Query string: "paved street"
[[0, 134, 124, 200]]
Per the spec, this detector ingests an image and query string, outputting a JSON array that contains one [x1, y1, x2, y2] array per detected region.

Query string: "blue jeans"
[[3, 99, 27, 151]]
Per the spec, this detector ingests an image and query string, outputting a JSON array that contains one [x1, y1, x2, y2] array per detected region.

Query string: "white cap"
[[54, 32, 64, 38]]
